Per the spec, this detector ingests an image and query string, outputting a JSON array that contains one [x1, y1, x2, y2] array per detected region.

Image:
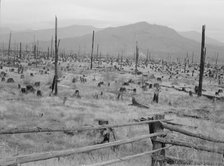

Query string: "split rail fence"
[[0, 115, 223, 166]]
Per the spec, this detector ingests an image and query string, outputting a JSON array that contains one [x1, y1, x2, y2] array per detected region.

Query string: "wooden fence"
[[0, 115, 224, 166]]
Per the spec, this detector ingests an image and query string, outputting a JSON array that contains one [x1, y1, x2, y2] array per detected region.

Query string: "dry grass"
[[0, 65, 224, 166]]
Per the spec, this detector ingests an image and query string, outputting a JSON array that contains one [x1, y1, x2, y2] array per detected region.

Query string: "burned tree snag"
[[8, 32, 12, 64], [36, 42, 39, 67], [96, 44, 99, 62], [198, 25, 206, 97], [47, 47, 50, 60], [145, 49, 149, 67], [135, 41, 139, 73], [90, 30, 95, 69], [54, 16, 58, 95], [33, 44, 37, 67], [215, 53, 219, 66], [120, 55, 123, 68], [50, 36, 53, 58], [19, 42, 22, 59], [215, 53, 219, 79]]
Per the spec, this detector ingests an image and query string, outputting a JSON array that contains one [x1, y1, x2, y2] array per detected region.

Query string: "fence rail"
[[162, 122, 224, 144], [155, 137, 224, 154], [0, 119, 171, 135], [87, 146, 172, 166], [0, 132, 167, 166], [0, 114, 224, 166]]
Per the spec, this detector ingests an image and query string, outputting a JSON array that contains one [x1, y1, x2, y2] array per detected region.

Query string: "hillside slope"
[[39, 22, 224, 60], [179, 31, 224, 47], [0, 25, 100, 43]]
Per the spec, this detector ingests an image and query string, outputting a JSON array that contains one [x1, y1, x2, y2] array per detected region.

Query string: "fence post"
[[149, 114, 166, 166]]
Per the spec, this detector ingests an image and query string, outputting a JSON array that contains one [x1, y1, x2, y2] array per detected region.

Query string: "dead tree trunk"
[[145, 49, 149, 67], [90, 30, 95, 69], [13, 43, 16, 66], [7, 32, 12, 64], [2, 42, 4, 56], [50, 36, 53, 59], [36, 42, 39, 67], [99, 52, 102, 67], [96, 44, 99, 62], [33, 44, 37, 67], [191, 52, 194, 64], [19, 42, 22, 59], [215, 53, 219, 79], [25, 45, 28, 53], [54, 16, 58, 95], [198, 25, 206, 97], [47, 47, 50, 60], [120, 55, 123, 68], [135, 41, 139, 73], [215, 53, 219, 66]]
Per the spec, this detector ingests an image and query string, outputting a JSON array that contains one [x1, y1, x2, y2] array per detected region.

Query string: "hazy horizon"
[[0, 0, 224, 42]]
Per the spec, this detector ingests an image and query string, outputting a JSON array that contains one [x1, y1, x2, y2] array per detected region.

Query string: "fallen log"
[[161, 85, 224, 100], [129, 97, 149, 109], [180, 113, 209, 120], [163, 121, 197, 129], [164, 111, 209, 121]]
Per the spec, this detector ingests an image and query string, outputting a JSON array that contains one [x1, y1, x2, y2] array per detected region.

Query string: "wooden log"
[[155, 137, 224, 154], [0, 132, 168, 166], [181, 113, 209, 120], [130, 97, 149, 109], [149, 114, 166, 166], [87, 146, 172, 166], [163, 121, 197, 129], [160, 85, 224, 101], [0, 119, 172, 135], [162, 123, 224, 143]]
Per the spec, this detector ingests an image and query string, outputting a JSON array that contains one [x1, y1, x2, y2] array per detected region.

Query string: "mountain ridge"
[[179, 31, 224, 47], [0, 25, 101, 43]]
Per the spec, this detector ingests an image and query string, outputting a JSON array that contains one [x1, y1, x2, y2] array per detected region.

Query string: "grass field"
[[0, 62, 224, 166]]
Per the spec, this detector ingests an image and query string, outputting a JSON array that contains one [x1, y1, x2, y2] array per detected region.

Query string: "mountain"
[[39, 22, 224, 62], [179, 31, 224, 46], [0, 25, 101, 43]]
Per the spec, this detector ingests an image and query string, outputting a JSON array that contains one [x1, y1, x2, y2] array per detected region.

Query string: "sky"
[[1, 0, 224, 42]]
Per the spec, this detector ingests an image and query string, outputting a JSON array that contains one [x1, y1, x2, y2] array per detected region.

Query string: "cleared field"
[[0, 61, 223, 166]]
